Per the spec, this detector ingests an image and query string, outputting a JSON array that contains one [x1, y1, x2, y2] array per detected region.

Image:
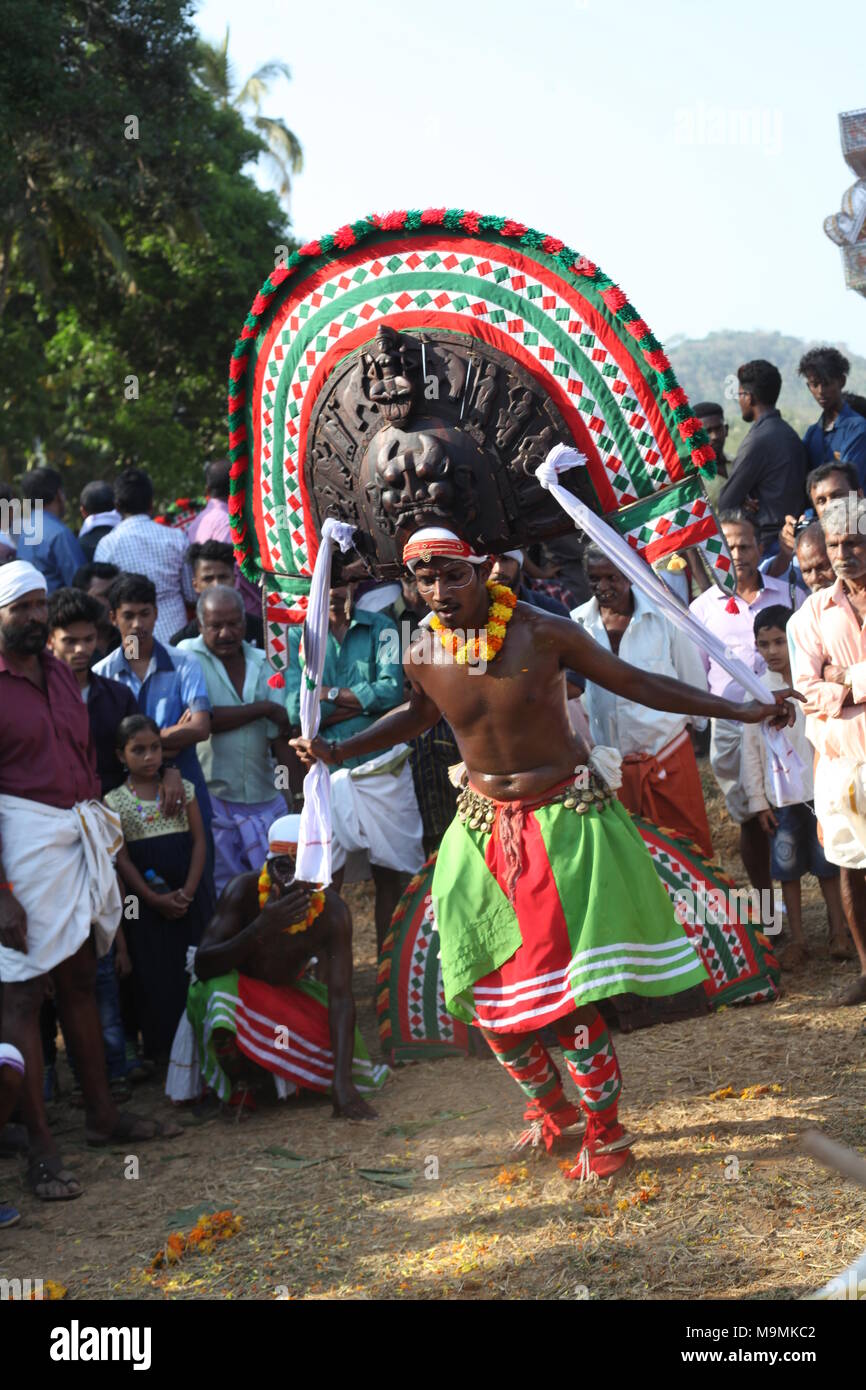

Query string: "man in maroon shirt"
[[0, 561, 176, 1200]]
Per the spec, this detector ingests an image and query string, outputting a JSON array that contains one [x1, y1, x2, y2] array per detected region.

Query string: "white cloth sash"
[[295, 518, 357, 885], [536, 444, 805, 806]]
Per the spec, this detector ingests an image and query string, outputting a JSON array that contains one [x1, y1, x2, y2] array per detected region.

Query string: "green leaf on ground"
[[164, 1203, 213, 1230], [358, 1168, 417, 1190], [384, 1107, 489, 1139]]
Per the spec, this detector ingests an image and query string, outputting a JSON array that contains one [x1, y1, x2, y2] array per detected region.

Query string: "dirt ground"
[[3, 766, 866, 1301]]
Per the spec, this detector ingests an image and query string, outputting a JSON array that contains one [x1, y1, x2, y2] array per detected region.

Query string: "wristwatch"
[[327, 686, 340, 702]]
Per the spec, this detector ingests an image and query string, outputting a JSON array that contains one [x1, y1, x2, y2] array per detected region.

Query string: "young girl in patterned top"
[[105, 715, 215, 1063]]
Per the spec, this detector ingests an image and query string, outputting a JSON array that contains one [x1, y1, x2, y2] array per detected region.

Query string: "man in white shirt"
[[572, 546, 713, 856], [94, 468, 193, 642], [689, 511, 798, 892]]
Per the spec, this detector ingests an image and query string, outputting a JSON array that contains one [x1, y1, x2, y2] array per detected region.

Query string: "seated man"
[[170, 540, 264, 649], [178, 586, 294, 894], [166, 816, 387, 1117]]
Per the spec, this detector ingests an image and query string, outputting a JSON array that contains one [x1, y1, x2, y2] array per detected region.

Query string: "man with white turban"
[[0, 561, 177, 1201], [166, 813, 388, 1115]]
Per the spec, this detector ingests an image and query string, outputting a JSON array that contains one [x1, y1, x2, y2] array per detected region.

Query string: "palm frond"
[[252, 115, 304, 174]]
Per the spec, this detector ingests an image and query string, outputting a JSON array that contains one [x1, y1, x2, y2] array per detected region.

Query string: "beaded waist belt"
[[455, 764, 617, 832]]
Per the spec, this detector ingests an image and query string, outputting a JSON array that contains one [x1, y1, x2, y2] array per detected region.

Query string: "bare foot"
[[778, 941, 811, 971], [828, 934, 858, 962], [830, 975, 866, 1007]]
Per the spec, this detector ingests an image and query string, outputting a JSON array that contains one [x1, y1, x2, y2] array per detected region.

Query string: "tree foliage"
[[0, 0, 295, 502]]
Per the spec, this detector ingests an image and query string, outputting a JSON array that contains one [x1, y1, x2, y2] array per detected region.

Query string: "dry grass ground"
[[2, 766, 865, 1301]]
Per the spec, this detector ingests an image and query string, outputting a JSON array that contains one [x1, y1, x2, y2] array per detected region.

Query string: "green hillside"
[[667, 330, 866, 453]]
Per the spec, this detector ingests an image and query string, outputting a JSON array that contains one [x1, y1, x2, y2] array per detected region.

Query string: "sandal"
[[26, 1154, 83, 1202], [0, 1201, 21, 1228], [85, 1113, 182, 1148]]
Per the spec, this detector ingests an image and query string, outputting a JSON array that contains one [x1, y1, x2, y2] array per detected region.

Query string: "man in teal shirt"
[[285, 583, 424, 947]]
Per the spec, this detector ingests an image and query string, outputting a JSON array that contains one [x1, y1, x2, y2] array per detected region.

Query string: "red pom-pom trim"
[[542, 235, 564, 255], [663, 387, 688, 408], [333, 224, 356, 248], [692, 444, 716, 468], [460, 211, 481, 232], [501, 219, 527, 238], [644, 349, 670, 371], [299, 240, 321, 257], [421, 208, 446, 225], [380, 210, 408, 231], [600, 286, 628, 313], [572, 256, 597, 277], [227, 494, 244, 516], [678, 416, 702, 440]]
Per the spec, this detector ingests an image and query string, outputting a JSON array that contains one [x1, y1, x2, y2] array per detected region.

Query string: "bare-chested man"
[[293, 528, 794, 1180], [170, 814, 387, 1118]]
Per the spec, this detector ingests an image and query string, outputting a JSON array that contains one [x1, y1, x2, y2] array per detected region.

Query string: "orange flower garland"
[[430, 580, 517, 665], [257, 863, 326, 934]]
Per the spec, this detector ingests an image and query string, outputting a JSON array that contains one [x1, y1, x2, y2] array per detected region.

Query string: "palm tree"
[[196, 28, 303, 206]]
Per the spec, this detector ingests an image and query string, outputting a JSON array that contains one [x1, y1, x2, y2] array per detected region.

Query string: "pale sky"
[[195, 0, 866, 355]]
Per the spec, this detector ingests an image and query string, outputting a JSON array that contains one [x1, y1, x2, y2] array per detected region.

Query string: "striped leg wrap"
[[481, 1028, 568, 1115], [554, 1014, 622, 1124]]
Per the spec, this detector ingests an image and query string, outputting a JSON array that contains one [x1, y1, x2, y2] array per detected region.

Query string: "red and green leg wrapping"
[[482, 1028, 583, 1150], [552, 1012, 633, 1180]]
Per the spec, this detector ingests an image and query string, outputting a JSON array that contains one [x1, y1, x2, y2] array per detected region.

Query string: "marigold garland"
[[150, 1210, 242, 1271], [429, 580, 517, 665], [257, 863, 326, 933]]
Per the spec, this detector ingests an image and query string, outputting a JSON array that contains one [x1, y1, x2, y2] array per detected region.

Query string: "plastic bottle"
[[143, 868, 172, 895]]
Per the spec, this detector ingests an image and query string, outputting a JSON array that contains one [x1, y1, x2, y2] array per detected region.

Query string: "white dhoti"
[[813, 755, 866, 870], [709, 717, 751, 825], [330, 745, 425, 875], [0, 793, 123, 983]]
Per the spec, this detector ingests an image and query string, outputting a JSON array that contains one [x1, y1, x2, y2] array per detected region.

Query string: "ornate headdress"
[[228, 208, 735, 679]]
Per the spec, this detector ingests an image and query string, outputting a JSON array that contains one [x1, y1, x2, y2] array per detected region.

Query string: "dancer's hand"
[[739, 689, 802, 729], [290, 735, 339, 769]]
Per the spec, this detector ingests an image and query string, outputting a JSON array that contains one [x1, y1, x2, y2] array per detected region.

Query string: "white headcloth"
[[0, 560, 47, 610]]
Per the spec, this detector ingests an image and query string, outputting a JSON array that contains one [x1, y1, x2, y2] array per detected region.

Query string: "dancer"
[[293, 528, 795, 1181]]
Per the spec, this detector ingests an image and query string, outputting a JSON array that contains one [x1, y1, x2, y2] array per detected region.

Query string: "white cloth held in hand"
[[295, 518, 356, 886], [536, 445, 805, 805]]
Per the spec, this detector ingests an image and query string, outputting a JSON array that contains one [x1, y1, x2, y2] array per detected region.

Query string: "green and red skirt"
[[432, 780, 708, 1033]]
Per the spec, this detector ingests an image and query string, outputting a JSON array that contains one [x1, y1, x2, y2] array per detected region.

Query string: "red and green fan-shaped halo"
[[228, 208, 721, 626]]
